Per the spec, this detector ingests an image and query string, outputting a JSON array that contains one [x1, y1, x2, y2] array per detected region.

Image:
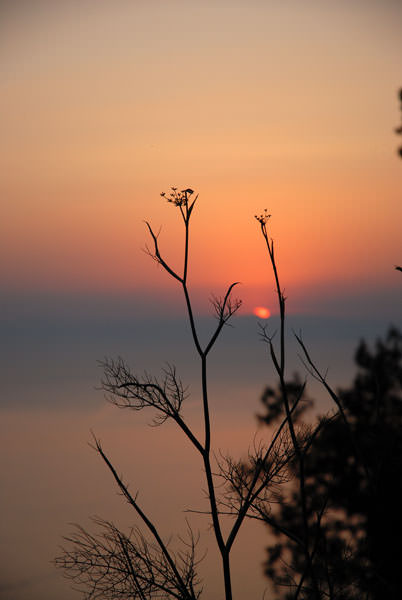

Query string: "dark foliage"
[[258, 373, 313, 427], [262, 327, 402, 599]]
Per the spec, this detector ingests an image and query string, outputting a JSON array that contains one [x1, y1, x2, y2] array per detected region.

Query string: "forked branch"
[[89, 434, 198, 600], [54, 517, 201, 600], [99, 357, 203, 453]]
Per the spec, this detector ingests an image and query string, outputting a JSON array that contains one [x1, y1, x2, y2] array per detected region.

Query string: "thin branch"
[[295, 331, 371, 481], [90, 434, 194, 600], [205, 282, 242, 356], [145, 221, 183, 283]]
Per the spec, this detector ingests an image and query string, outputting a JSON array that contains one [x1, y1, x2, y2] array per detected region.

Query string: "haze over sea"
[[1, 288, 400, 599]]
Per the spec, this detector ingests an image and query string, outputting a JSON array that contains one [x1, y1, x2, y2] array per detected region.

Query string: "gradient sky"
[[1, 0, 401, 316], [1, 2, 402, 600]]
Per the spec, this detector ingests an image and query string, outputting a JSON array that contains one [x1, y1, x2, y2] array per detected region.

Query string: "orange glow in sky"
[[1, 2, 401, 316]]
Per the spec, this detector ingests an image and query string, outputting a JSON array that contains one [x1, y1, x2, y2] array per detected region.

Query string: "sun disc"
[[253, 306, 271, 319]]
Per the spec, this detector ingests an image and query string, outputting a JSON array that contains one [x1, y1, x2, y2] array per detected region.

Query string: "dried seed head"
[[255, 208, 271, 225]]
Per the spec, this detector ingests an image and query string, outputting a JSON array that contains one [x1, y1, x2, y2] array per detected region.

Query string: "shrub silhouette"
[[260, 328, 402, 599]]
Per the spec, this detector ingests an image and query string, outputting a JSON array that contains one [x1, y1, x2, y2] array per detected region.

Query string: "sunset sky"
[[1, 2, 401, 599], [2, 0, 401, 315]]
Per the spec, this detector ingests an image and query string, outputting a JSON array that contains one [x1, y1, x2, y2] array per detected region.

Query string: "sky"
[[1, 1, 401, 599], [1, 0, 401, 313]]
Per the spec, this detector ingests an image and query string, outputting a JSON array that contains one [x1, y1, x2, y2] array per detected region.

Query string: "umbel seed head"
[[255, 208, 271, 225], [160, 187, 194, 207]]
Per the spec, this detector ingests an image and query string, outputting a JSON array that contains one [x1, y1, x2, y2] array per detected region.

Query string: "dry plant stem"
[[295, 332, 371, 482], [189, 384, 313, 554], [225, 383, 305, 552], [257, 218, 320, 599], [57, 517, 201, 600], [91, 435, 194, 600], [105, 366, 204, 454], [295, 333, 349, 427], [117, 532, 148, 600], [146, 191, 235, 600]]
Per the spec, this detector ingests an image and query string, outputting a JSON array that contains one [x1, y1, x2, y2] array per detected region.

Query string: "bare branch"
[[99, 358, 204, 453], [205, 282, 242, 355], [89, 435, 197, 600], [145, 221, 183, 283], [100, 358, 185, 424], [54, 517, 202, 600]]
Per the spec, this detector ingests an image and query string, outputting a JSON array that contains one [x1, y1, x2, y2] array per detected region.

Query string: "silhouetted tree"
[[260, 328, 402, 599]]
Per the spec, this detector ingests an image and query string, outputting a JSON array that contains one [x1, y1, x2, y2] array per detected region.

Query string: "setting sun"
[[253, 306, 271, 319]]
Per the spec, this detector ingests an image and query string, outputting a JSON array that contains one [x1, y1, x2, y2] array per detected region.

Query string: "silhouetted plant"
[[55, 189, 365, 600], [56, 188, 265, 600], [58, 517, 201, 600], [258, 328, 402, 599]]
